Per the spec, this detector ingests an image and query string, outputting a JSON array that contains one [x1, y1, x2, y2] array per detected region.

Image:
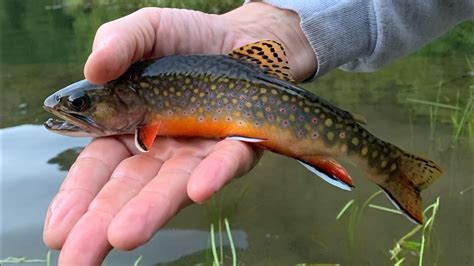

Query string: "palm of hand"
[[45, 135, 259, 264]]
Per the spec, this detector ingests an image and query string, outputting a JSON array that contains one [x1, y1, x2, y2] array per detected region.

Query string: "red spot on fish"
[[312, 117, 318, 124], [339, 132, 346, 139]]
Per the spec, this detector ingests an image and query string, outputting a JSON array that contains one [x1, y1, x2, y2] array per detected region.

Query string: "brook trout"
[[44, 40, 442, 224]]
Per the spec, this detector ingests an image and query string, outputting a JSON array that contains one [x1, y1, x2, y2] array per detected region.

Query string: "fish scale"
[[43, 40, 442, 224]]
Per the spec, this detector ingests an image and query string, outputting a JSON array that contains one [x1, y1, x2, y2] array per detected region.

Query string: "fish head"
[[44, 79, 146, 137]]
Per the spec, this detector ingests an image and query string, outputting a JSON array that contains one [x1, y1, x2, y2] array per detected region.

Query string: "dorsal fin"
[[228, 40, 296, 83]]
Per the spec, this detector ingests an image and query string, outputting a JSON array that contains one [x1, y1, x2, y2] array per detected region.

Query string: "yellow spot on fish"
[[191, 96, 196, 103], [282, 95, 289, 101], [372, 150, 378, 158], [261, 96, 268, 103], [193, 88, 199, 94], [210, 84, 217, 90], [251, 95, 259, 101], [232, 99, 238, 104], [304, 107, 310, 113], [256, 111, 264, 119], [163, 91, 168, 96], [223, 98, 229, 104], [341, 144, 348, 153], [233, 111, 241, 117], [271, 89, 278, 95], [185, 78, 191, 84], [291, 97, 296, 102], [245, 102, 252, 108], [198, 107, 204, 113], [324, 118, 333, 127], [298, 101, 303, 107], [352, 137, 359, 145], [327, 132, 335, 141], [314, 108, 320, 114], [260, 88, 267, 93], [211, 100, 216, 106], [304, 124, 311, 130], [176, 91, 182, 97], [265, 106, 271, 112], [361, 146, 368, 156], [381, 160, 388, 169], [229, 83, 235, 89], [164, 101, 170, 107], [153, 88, 160, 94], [289, 114, 296, 121], [169, 87, 175, 93], [199, 92, 205, 97], [140, 82, 150, 88], [390, 163, 397, 172]]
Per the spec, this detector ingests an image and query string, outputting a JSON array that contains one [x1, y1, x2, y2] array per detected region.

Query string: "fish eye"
[[68, 92, 90, 111]]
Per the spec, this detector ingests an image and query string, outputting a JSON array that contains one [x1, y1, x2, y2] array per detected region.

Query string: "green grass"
[[209, 217, 238, 266], [0, 251, 51, 265], [387, 197, 441, 266], [406, 84, 473, 145], [336, 190, 383, 245], [337, 193, 441, 265]]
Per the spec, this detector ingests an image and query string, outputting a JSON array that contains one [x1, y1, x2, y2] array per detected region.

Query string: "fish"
[[43, 40, 442, 224]]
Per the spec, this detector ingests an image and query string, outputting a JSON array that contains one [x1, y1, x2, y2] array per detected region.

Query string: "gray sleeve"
[[245, 0, 474, 77]]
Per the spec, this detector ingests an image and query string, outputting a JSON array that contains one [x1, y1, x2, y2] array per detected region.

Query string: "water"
[[1, 1, 473, 265]]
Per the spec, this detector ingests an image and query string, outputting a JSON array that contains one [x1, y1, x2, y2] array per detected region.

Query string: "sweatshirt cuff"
[[245, 0, 377, 78]]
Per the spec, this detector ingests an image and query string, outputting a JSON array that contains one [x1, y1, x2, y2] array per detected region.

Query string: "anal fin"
[[135, 123, 161, 152], [298, 157, 354, 191], [226, 135, 266, 143]]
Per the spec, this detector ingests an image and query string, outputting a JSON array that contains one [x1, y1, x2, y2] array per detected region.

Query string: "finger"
[[58, 211, 112, 265], [58, 154, 163, 265], [108, 154, 203, 250], [84, 8, 160, 84], [43, 137, 130, 249], [187, 140, 262, 203]]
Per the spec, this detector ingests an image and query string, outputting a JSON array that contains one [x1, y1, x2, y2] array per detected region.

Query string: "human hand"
[[43, 3, 316, 265]]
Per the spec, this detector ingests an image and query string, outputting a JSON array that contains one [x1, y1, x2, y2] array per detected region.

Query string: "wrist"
[[220, 2, 316, 82]]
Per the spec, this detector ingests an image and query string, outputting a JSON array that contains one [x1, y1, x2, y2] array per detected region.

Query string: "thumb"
[[84, 8, 160, 84]]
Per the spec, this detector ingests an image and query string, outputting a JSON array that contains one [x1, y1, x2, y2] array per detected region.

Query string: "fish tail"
[[363, 141, 442, 224]]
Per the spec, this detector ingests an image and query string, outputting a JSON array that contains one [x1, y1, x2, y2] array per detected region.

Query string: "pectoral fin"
[[135, 123, 160, 152]]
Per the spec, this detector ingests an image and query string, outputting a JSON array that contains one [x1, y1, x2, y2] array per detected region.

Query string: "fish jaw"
[[43, 105, 110, 137]]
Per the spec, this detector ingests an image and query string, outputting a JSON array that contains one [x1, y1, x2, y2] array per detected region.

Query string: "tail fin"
[[377, 152, 442, 224]]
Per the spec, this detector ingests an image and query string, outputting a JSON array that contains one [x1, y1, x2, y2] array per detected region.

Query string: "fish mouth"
[[43, 107, 103, 137]]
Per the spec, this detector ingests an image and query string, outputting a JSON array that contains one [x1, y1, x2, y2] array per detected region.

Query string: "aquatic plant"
[[209, 218, 237, 266], [337, 193, 441, 265], [386, 197, 440, 266], [0, 251, 51, 265]]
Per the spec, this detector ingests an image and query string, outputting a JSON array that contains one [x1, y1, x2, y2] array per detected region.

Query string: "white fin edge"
[[134, 128, 149, 153], [298, 160, 351, 191], [381, 189, 420, 224], [226, 136, 266, 143]]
